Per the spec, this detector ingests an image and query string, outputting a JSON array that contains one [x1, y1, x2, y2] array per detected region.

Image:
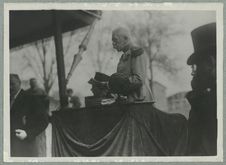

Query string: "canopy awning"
[[10, 10, 101, 48], [10, 10, 101, 107]]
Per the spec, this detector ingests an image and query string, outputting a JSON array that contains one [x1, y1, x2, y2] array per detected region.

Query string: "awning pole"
[[53, 11, 67, 108]]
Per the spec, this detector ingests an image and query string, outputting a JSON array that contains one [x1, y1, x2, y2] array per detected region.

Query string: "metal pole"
[[53, 11, 67, 108]]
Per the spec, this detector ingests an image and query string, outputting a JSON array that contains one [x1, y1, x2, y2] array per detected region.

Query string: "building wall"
[[21, 80, 30, 90], [152, 81, 168, 112], [167, 92, 191, 119]]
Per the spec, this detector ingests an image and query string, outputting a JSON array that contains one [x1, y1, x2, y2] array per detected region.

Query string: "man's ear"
[[123, 36, 130, 46], [125, 36, 130, 42]]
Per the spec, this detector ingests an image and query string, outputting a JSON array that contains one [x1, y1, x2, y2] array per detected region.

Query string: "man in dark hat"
[[186, 23, 217, 155], [85, 72, 115, 107]]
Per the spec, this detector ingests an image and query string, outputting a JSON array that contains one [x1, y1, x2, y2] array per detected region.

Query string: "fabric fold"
[[51, 103, 188, 156]]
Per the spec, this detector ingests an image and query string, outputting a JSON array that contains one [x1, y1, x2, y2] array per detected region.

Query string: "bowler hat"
[[88, 72, 110, 85], [187, 22, 216, 65]]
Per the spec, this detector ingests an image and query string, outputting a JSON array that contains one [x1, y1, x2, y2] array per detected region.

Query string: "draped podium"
[[51, 102, 188, 156]]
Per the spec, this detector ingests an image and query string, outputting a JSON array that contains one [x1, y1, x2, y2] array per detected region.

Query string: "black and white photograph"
[[4, 2, 223, 162]]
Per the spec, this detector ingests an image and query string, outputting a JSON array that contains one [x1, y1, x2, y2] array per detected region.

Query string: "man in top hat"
[[85, 72, 115, 107], [97, 27, 154, 103], [186, 22, 217, 155]]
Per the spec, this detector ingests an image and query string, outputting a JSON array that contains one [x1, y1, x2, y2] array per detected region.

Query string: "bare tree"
[[87, 11, 184, 89], [127, 11, 184, 90], [22, 30, 79, 95], [87, 21, 115, 73]]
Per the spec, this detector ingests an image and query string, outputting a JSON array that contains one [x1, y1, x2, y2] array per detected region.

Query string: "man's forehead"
[[10, 78, 20, 85], [112, 33, 120, 38], [30, 80, 38, 84], [112, 27, 130, 38], [10, 76, 19, 82]]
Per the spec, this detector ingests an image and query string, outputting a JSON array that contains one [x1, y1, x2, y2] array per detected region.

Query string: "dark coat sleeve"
[[109, 47, 144, 95], [127, 47, 145, 90], [109, 73, 131, 95], [24, 95, 49, 140]]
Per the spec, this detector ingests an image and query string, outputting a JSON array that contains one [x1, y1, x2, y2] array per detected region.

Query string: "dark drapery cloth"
[[186, 89, 217, 155], [51, 103, 188, 156]]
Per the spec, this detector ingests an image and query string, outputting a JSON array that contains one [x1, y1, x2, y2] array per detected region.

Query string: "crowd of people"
[[10, 22, 217, 156]]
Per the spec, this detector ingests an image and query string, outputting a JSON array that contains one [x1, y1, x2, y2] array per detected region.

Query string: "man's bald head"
[[112, 27, 131, 52], [112, 27, 131, 40]]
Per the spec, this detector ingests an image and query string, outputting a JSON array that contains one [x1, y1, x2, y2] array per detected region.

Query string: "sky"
[[10, 10, 216, 100]]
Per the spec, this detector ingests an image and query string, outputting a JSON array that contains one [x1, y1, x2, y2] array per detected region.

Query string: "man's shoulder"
[[130, 46, 144, 58], [35, 88, 46, 94], [15, 89, 33, 105], [18, 89, 29, 99], [71, 95, 80, 102], [186, 89, 216, 104], [22, 89, 43, 102]]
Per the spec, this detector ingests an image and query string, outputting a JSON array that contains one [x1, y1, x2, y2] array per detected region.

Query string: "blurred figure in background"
[[186, 23, 217, 156], [26, 78, 46, 96], [26, 78, 49, 113], [66, 88, 81, 109]]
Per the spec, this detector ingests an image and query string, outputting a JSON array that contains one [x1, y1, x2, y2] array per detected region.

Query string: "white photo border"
[[3, 2, 224, 162]]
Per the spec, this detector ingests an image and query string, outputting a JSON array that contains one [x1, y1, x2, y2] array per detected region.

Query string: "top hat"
[[88, 72, 110, 85], [187, 22, 216, 65]]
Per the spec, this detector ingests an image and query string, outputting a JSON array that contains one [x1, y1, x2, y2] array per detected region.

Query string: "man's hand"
[[15, 129, 27, 140]]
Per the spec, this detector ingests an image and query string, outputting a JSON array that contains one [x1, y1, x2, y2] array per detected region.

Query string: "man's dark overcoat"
[[186, 88, 217, 155], [10, 89, 49, 157]]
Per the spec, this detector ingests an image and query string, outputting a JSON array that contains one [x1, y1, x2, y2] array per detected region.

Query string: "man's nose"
[[191, 65, 197, 76]]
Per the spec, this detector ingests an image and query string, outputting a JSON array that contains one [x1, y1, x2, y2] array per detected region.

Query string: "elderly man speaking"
[[100, 27, 154, 103]]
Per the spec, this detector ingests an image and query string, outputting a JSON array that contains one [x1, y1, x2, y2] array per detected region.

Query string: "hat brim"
[[187, 52, 205, 65], [88, 78, 96, 85], [187, 53, 196, 65], [187, 46, 216, 65], [88, 78, 105, 88]]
